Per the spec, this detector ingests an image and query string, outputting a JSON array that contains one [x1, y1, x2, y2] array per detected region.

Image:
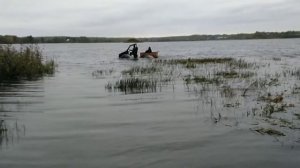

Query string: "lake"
[[1, 39, 300, 168]]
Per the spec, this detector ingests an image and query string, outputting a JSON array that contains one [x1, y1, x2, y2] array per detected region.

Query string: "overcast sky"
[[0, 0, 299, 37]]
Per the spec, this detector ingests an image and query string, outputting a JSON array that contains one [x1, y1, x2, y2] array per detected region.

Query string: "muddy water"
[[1, 39, 300, 167]]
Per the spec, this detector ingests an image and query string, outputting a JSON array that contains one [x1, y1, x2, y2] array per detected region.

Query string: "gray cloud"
[[0, 0, 299, 37]]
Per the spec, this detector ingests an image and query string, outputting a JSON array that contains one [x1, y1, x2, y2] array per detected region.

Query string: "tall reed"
[[0, 45, 55, 81]]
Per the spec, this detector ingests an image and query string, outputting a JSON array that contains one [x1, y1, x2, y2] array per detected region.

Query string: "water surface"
[[1, 39, 300, 168]]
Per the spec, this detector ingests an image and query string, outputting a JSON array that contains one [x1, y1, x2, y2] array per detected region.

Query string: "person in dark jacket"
[[131, 44, 138, 59], [145, 47, 152, 53]]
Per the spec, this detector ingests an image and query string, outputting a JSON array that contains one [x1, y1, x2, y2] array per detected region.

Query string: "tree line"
[[1, 31, 300, 44]]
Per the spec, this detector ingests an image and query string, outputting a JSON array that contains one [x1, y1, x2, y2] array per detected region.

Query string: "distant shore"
[[1, 31, 300, 44]]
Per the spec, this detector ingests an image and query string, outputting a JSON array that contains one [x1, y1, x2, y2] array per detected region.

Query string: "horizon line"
[[2, 30, 299, 38]]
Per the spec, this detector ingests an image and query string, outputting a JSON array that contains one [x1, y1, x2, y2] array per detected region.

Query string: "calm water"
[[1, 39, 300, 168]]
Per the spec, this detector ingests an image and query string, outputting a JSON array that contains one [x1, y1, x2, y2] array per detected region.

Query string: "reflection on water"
[[0, 120, 7, 145], [0, 81, 43, 148], [0, 119, 25, 148]]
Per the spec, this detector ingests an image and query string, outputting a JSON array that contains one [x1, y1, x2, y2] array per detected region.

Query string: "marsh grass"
[[0, 45, 55, 82], [106, 78, 157, 94], [242, 79, 272, 97], [122, 64, 160, 75], [294, 113, 300, 119], [216, 70, 255, 79], [185, 62, 196, 69], [252, 127, 285, 136], [104, 56, 300, 139], [291, 68, 300, 79], [262, 102, 288, 118], [258, 93, 284, 103], [292, 85, 300, 94], [184, 75, 221, 85], [228, 59, 254, 69], [221, 86, 236, 98], [215, 71, 239, 78], [165, 58, 234, 65], [92, 69, 114, 78], [279, 118, 292, 126], [160, 58, 254, 70], [262, 104, 274, 118]]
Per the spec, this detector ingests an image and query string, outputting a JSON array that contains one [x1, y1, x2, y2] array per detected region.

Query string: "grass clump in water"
[[294, 113, 300, 119], [228, 59, 254, 69], [258, 93, 284, 103], [221, 86, 236, 98], [184, 75, 221, 85], [252, 127, 285, 136], [122, 65, 160, 75], [291, 68, 300, 79], [0, 45, 55, 82], [166, 57, 234, 65], [106, 78, 157, 94], [215, 71, 239, 78]]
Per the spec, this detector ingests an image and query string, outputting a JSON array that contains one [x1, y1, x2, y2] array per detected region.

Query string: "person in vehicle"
[[145, 47, 152, 53], [119, 44, 138, 58], [131, 44, 138, 59]]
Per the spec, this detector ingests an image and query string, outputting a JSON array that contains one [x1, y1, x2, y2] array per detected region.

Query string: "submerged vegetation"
[[0, 45, 55, 82], [122, 65, 161, 76], [184, 75, 221, 85], [161, 57, 234, 65], [102, 56, 300, 142]]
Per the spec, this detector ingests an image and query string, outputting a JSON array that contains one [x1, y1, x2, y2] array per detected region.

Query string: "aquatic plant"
[[272, 57, 281, 61], [258, 93, 284, 103], [122, 65, 160, 75], [279, 118, 292, 126], [262, 103, 275, 118], [261, 101, 289, 118], [92, 69, 114, 78], [221, 86, 236, 98], [103, 56, 300, 141], [165, 57, 234, 65], [215, 70, 255, 79], [0, 45, 55, 82], [184, 75, 221, 85], [294, 113, 300, 119], [291, 68, 300, 79], [240, 71, 255, 78], [292, 85, 300, 94], [228, 59, 254, 69], [185, 61, 196, 69], [106, 78, 157, 94], [215, 71, 239, 78], [252, 127, 285, 136], [242, 79, 269, 97]]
